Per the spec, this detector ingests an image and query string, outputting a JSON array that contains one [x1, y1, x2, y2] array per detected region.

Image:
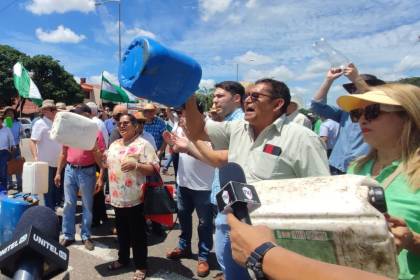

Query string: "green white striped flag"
[[100, 73, 138, 103], [13, 62, 42, 106]]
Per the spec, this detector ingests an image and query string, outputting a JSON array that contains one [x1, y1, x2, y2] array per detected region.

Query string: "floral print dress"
[[107, 137, 159, 208]]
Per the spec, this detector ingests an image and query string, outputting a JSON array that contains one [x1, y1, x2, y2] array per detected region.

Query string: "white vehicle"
[[18, 117, 32, 138]]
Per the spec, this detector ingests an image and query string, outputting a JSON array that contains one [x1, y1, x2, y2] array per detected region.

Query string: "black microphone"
[[0, 206, 69, 280], [217, 162, 261, 225]]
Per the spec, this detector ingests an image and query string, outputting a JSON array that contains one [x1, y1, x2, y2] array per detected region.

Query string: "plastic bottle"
[[313, 38, 350, 70]]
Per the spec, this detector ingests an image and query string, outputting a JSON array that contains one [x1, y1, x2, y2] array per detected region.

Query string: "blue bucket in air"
[[0, 197, 31, 245], [119, 37, 202, 107]]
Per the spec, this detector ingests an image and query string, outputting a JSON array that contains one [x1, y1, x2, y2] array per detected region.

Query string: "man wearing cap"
[[311, 63, 385, 174], [286, 96, 312, 129], [185, 78, 329, 280], [134, 111, 157, 150], [143, 104, 167, 160], [54, 104, 106, 251], [30, 100, 62, 209], [0, 111, 15, 192], [104, 104, 128, 136]]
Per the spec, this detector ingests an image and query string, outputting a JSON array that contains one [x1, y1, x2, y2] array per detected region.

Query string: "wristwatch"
[[245, 242, 276, 280]]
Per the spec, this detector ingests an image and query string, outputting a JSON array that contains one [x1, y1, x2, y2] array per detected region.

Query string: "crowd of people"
[[0, 63, 419, 280]]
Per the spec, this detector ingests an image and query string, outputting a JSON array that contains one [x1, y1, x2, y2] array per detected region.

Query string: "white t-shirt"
[[0, 127, 15, 150], [31, 117, 62, 167], [139, 131, 157, 151], [174, 126, 214, 191], [92, 116, 109, 147], [319, 119, 340, 150]]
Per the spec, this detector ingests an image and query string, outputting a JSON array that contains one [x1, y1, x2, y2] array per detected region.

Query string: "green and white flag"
[[100, 73, 138, 103], [13, 62, 43, 106]]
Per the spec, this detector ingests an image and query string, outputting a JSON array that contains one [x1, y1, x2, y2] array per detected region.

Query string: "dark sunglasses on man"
[[349, 103, 404, 122]]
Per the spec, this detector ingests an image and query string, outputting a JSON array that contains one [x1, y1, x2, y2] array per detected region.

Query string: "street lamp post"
[[95, 0, 122, 64], [235, 59, 254, 82]]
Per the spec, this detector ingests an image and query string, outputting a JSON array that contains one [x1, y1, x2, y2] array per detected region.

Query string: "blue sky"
[[1, 0, 420, 106]]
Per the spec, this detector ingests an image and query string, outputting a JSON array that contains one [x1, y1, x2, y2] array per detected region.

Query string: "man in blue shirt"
[[311, 64, 385, 174], [143, 103, 167, 160], [104, 104, 127, 136]]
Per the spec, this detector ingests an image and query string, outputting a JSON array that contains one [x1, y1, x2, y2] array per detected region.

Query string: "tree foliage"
[[398, 77, 420, 87], [0, 45, 84, 107], [195, 91, 214, 112]]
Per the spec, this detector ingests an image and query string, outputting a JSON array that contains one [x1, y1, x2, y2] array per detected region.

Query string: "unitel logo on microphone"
[[222, 190, 230, 205], [242, 187, 253, 200]]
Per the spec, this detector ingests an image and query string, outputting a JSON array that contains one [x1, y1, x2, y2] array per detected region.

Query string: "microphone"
[[216, 162, 261, 225], [0, 206, 69, 280]]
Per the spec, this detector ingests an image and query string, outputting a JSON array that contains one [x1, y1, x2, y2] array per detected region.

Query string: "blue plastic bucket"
[[119, 37, 202, 107], [0, 197, 31, 244]]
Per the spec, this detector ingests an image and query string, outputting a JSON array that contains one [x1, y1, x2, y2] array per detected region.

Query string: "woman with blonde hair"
[[337, 83, 420, 280]]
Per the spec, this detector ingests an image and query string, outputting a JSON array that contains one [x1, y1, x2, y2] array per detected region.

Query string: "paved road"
[[7, 139, 222, 279]]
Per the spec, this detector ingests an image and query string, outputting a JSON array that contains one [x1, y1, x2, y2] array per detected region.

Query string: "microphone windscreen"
[[219, 162, 247, 187], [13, 206, 60, 241]]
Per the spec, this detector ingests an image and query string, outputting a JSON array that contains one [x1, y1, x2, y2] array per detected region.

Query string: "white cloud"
[[290, 86, 308, 95], [234, 51, 274, 65], [125, 27, 157, 40], [244, 65, 294, 81], [297, 59, 330, 81], [35, 25, 86, 43], [199, 79, 216, 89], [199, 0, 232, 21], [26, 0, 95, 15], [395, 55, 420, 72], [245, 0, 258, 8], [88, 71, 118, 85]]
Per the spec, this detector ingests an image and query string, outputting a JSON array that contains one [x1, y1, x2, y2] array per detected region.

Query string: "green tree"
[[0, 45, 84, 107], [398, 77, 420, 87], [195, 91, 214, 111], [27, 55, 84, 105], [0, 45, 30, 106]]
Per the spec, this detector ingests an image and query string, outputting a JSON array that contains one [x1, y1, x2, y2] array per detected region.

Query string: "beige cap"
[[41, 99, 56, 109], [337, 90, 402, 112], [134, 111, 146, 121], [143, 103, 156, 111]]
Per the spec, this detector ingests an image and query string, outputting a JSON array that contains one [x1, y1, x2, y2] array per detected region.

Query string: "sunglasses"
[[245, 91, 273, 102], [117, 121, 132, 127], [349, 104, 404, 122], [114, 113, 123, 120]]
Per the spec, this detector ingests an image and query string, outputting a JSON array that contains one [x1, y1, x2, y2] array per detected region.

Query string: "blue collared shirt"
[[144, 116, 167, 150], [210, 107, 244, 205], [104, 118, 116, 136], [311, 98, 370, 172]]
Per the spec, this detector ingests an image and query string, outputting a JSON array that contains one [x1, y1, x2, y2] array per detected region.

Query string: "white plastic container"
[[22, 162, 49, 194], [251, 174, 398, 279], [50, 111, 98, 150]]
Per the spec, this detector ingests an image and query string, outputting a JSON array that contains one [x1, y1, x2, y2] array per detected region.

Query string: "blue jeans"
[[0, 150, 10, 192], [62, 165, 96, 241], [215, 213, 251, 280], [44, 167, 59, 210], [177, 186, 213, 261]]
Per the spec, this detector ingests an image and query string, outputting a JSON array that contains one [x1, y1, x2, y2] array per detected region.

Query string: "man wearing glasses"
[[185, 78, 329, 280], [30, 99, 62, 210], [311, 63, 385, 174]]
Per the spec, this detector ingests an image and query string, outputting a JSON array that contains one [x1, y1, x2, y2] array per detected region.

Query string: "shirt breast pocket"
[[249, 152, 281, 180]]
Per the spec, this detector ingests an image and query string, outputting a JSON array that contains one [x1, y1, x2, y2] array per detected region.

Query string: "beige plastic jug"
[[251, 174, 398, 278], [50, 112, 98, 150], [22, 162, 49, 194]]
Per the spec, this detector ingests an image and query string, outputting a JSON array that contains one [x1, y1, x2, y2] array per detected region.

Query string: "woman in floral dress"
[[106, 113, 159, 280]]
